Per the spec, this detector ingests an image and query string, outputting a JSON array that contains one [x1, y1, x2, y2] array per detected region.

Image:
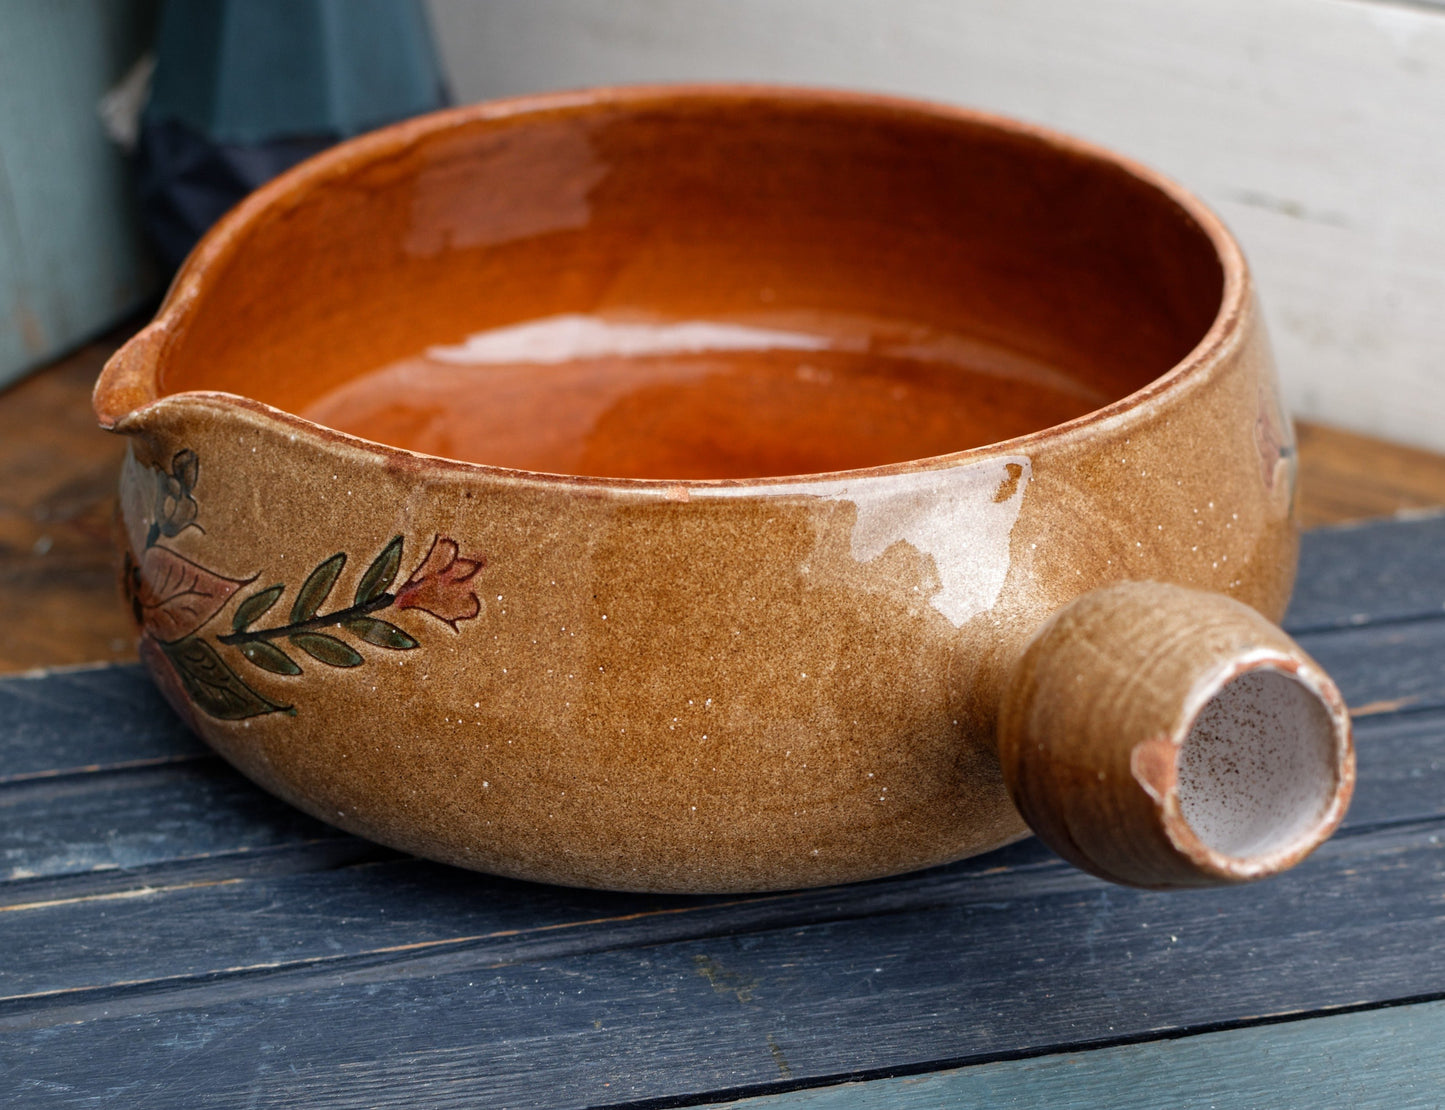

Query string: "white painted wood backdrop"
[[426, 0, 1445, 452]]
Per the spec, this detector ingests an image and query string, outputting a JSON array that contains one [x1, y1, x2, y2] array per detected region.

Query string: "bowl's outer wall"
[[114, 293, 1294, 893]]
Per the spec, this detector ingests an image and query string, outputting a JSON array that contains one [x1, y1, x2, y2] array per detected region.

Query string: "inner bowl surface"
[[153, 89, 1225, 479]]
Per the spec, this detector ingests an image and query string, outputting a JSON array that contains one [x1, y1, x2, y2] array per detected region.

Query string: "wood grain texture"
[[0, 760, 350, 882], [5, 821, 1445, 1107], [0, 701, 1437, 1015], [1, 641, 1436, 1006], [426, 0, 1445, 454], [0, 662, 201, 780], [0, 330, 140, 672], [1297, 424, 1445, 530], [1288, 512, 1445, 632], [2, 515, 1445, 1107]]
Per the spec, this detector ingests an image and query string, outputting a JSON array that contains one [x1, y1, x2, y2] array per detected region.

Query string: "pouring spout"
[[997, 582, 1354, 889], [94, 321, 167, 429]]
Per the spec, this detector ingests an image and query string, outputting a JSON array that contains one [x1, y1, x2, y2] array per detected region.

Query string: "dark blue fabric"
[[136, 0, 447, 268]]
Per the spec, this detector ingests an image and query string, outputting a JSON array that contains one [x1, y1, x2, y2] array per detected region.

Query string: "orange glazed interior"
[[154, 93, 1225, 479]]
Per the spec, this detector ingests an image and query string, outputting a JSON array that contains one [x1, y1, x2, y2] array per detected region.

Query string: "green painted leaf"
[[290, 632, 364, 668], [232, 584, 285, 632], [344, 616, 419, 650], [162, 637, 291, 719], [290, 553, 346, 622], [354, 535, 404, 604], [240, 639, 303, 675]]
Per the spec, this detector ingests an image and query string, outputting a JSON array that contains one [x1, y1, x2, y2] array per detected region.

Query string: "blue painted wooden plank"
[[1349, 708, 1445, 826], [0, 515, 1439, 1105], [0, 840, 1057, 1002], [1287, 513, 1445, 634], [0, 651, 1437, 886], [3, 819, 1444, 1107], [0, 762, 346, 881], [698, 997, 1445, 1110], [0, 664, 204, 783], [1294, 618, 1445, 715], [1, 696, 1436, 1003]]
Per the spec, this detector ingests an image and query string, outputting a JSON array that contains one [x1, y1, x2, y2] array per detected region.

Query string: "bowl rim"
[[97, 82, 1251, 491]]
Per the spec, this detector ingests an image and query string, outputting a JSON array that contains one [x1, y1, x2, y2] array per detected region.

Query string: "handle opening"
[[1176, 666, 1342, 862]]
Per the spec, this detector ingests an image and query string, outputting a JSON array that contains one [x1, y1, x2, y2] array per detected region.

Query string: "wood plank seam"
[[2, 813, 1440, 1026], [0, 752, 214, 786], [0, 839, 396, 909], [682, 993, 1445, 1110]]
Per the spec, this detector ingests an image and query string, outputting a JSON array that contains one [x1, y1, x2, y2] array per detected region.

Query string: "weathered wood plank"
[[3, 819, 1444, 1108], [1286, 513, 1445, 633], [0, 333, 141, 675], [0, 664, 202, 782], [1296, 423, 1445, 529], [0, 569, 1438, 890], [0, 839, 1058, 1004], [699, 996, 1445, 1110], [0, 762, 345, 881], [0, 646, 1436, 889], [1348, 708, 1445, 827], [2, 699, 1436, 1005], [1294, 618, 1445, 716], [0, 837, 392, 913], [2, 515, 1442, 1106]]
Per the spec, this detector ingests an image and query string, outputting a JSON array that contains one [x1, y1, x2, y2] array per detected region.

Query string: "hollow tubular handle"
[[997, 582, 1354, 889]]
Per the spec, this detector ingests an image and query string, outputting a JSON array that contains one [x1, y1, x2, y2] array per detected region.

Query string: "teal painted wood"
[[0, 0, 159, 385], [700, 999, 1445, 1110]]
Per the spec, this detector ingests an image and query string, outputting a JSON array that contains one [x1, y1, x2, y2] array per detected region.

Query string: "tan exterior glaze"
[[99, 87, 1341, 893], [108, 294, 1294, 892]]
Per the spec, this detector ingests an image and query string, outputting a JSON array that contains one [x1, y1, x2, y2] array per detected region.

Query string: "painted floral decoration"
[[124, 449, 484, 722], [394, 538, 484, 628]]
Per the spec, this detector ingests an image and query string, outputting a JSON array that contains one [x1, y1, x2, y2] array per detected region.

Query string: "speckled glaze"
[[95, 87, 1352, 893]]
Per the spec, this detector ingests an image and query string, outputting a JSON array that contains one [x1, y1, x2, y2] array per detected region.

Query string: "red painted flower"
[[394, 536, 484, 629]]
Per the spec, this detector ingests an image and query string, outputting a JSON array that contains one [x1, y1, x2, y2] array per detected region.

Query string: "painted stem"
[[218, 593, 396, 646]]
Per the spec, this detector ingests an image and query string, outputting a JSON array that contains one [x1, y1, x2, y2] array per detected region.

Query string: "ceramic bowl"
[[96, 86, 1353, 893]]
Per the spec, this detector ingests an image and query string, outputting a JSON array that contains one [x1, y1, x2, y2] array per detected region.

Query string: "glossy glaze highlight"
[[301, 315, 1104, 478]]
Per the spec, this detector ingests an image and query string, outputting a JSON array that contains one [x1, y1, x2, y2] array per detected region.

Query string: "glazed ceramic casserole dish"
[[96, 86, 1353, 893]]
